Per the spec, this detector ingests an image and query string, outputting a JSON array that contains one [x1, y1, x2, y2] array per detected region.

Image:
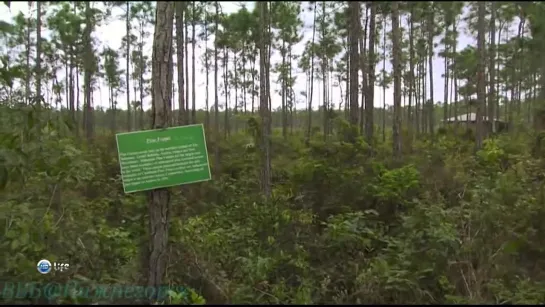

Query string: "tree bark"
[[475, 1, 486, 149], [176, 3, 185, 125], [83, 1, 94, 141], [488, 2, 496, 134], [392, 2, 402, 158], [35, 1, 42, 107], [259, 1, 272, 199], [427, 7, 435, 136], [148, 0, 175, 292], [204, 7, 210, 130], [214, 1, 220, 175], [408, 5, 415, 144], [365, 3, 376, 145], [348, 2, 360, 130], [359, 4, 368, 136], [306, 2, 317, 143], [191, 0, 196, 124], [126, 1, 132, 132]]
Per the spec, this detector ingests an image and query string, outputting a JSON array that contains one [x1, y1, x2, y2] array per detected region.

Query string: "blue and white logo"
[[37, 259, 52, 274]]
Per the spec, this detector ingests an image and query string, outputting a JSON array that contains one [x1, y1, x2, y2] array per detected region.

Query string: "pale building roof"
[[443, 113, 505, 123]]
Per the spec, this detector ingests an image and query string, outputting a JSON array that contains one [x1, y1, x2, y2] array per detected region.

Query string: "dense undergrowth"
[[2, 105, 545, 304]]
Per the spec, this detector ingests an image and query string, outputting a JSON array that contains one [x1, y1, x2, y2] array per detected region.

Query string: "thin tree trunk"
[[83, 1, 94, 141], [382, 19, 386, 142], [35, 1, 42, 108], [204, 9, 210, 130], [258, 1, 272, 199], [176, 3, 185, 125], [126, 1, 132, 131], [453, 22, 459, 125], [322, 1, 328, 140], [408, 6, 415, 142], [191, 1, 196, 124], [423, 46, 428, 133], [415, 60, 421, 134], [348, 2, 360, 130], [366, 3, 376, 145], [139, 21, 145, 129], [213, 1, 220, 175], [25, 5, 31, 105], [289, 47, 294, 133], [427, 8, 435, 136], [475, 1, 486, 149], [443, 45, 449, 123], [223, 48, 229, 138], [345, 36, 350, 120], [392, 1, 402, 157], [306, 2, 317, 143], [488, 2, 496, 133], [242, 42, 247, 115], [360, 4, 369, 135], [282, 40, 287, 139], [251, 57, 256, 114], [184, 12, 190, 125]]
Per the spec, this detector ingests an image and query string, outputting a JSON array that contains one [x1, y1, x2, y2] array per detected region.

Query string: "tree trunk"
[[282, 40, 287, 139], [488, 2, 496, 133], [382, 20, 386, 142], [345, 39, 350, 120], [516, 18, 525, 119], [76, 61, 81, 133], [184, 12, 190, 125], [223, 48, 229, 138], [234, 52, 239, 133], [214, 1, 220, 175], [258, 1, 272, 199], [35, 1, 42, 107], [289, 48, 294, 133], [242, 42, 247, 115], [359, 4, 369, 135], [322, 1, 328, 140], [204, 8, 210, 130], [408, 6, 415, 143], [392, 2, 402, 158], [453, 22, 459, 124], [443, 35, 449, 123], [176, 3, 185, 125], [415, 59, 421, 134], [306, 2, 317, 143], [139, 21, 145, 129], [348, 2, 360, 131], [251, 57, 256, 114], [69, 56, 75, 128], [126, 1, 132, 132], [147, 0, 174, 292], [475, 1, 486, 149], [83, 1, 94, 141], [191, 1, 197, 125], [365, 3, 376, 145], [427, 7, 435, 136], [25, 5, 31, 105]]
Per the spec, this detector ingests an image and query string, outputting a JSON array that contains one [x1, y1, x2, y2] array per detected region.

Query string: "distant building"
[[442, 113, 508, 133]]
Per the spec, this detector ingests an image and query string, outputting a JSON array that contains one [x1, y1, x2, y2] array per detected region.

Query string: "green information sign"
[[115, 124, 212, 193]]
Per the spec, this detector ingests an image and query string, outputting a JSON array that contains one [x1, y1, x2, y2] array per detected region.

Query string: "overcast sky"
[[0, 1, 479, 111]]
